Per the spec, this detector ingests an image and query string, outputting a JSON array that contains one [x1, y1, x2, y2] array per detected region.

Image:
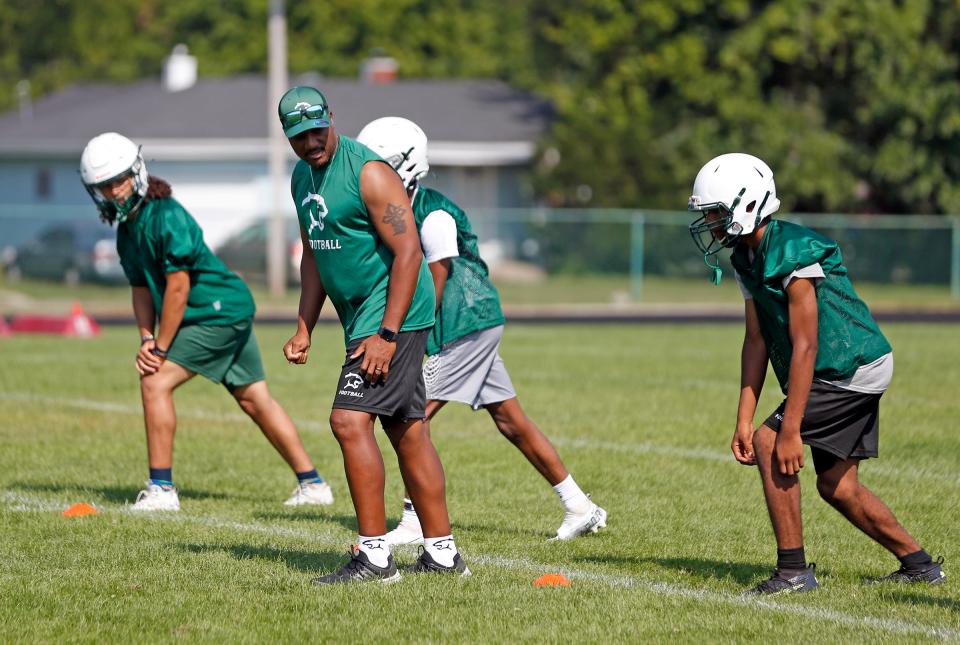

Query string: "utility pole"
[[266, 0, 288, 296]]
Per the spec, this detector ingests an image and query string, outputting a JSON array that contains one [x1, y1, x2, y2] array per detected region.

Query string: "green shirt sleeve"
[[160, 201, 203, 274]]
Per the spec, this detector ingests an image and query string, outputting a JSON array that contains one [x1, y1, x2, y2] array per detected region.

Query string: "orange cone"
[[533, 573, 571, 587], [64, 302, 100, 338], [62, 502, 98, 517]]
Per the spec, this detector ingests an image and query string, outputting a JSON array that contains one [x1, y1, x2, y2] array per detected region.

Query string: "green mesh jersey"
[[116, 196, 255, 326], [412, 187, 505, 355], [731, 220, 892, 393], [290, 135, 435, 345]]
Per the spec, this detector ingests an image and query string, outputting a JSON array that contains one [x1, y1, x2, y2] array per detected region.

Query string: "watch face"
[[379, 327, 397, 342]]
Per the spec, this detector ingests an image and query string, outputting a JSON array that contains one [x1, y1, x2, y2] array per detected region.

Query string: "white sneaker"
[[130, 482, 180, 511], [386, 509, 424, 546], [283, 481, 334, 506], [552, 502, 607, 540]]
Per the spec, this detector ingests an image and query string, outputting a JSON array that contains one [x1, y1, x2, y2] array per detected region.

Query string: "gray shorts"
[[423, 325, 516, 410]]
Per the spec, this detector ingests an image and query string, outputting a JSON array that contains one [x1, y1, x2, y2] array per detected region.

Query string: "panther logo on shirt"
[[301, 192, 328, 234]]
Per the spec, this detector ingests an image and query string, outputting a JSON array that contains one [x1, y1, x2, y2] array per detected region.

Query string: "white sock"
[[423, 535, 458, 567], [400, 498, 422, 529], [357, 535, 390, 568], [553, 475, 591, 514]]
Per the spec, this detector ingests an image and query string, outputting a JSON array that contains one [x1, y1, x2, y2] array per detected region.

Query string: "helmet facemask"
[[688, 188, 748, 257], [384, 145, 418, 189], [84, 161, 147, 225]]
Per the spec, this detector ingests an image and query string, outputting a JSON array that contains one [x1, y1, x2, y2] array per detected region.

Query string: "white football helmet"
[[80, 132, 149, 224], [687, 152, 781, 256], [356, 117, 429, 190]]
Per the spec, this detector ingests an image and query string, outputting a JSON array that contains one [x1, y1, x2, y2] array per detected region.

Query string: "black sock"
[[777, 547, 807, 570], [898, 549, 932, 571]]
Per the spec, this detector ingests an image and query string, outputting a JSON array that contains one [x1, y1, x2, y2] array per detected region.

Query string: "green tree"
[[531, 0, 960, 215]]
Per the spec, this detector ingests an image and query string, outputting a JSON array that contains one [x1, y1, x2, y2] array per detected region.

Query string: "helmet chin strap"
[[703, 253, 722, 286]]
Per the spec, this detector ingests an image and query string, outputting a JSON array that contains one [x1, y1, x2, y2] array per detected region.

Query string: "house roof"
[[0, 75, 552, 165]]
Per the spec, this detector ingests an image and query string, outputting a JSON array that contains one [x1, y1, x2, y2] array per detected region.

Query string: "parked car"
[[215, 218, 303, 286], [2, 219, 125, 285]]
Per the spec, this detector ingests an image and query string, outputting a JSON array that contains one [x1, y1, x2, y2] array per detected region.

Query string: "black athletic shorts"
[[763, 379, 882, 474], [332, 328, 429, 426]]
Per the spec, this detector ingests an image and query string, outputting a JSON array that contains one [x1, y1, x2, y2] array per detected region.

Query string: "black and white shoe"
[[311, 545, 401, 585], [866, 556, 946, 585], [406, 547, 471, 576], [744, 564, 819, 596]]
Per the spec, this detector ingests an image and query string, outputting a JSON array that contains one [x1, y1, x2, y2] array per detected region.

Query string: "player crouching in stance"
[[80, 132, 333, 511], [357, 117, 607, 543], [687, 153, 945, 595]]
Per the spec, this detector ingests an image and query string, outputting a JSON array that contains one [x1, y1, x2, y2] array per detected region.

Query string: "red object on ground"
[[62, 503, 98, 517], [533, 573, 571, 587], [0, 315, 10, 337], [10, 302, 100, 337]]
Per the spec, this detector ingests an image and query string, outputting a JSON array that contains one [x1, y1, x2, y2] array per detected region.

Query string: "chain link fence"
[[2, 205, 958, 300]]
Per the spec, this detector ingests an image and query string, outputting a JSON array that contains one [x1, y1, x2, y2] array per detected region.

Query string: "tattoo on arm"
[[383, 203, 408, 236]]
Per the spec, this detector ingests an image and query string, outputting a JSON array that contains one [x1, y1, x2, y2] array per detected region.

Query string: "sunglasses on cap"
[[279, 104, 330, 129]]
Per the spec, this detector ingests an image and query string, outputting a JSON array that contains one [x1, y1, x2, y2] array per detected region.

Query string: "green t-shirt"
[[412, 187, 505, 355], [116, 196, 255, 326], [731, 220, 892, 393], [290, 135, 435, 345]]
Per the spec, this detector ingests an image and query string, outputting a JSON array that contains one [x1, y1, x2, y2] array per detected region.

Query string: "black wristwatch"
[[378, 326, 397, 342]]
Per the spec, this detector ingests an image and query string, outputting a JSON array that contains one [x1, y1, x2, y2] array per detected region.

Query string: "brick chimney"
[[360, 50, 398, 84]]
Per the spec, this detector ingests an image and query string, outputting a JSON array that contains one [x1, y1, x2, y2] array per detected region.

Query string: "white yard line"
[[2, 490, 957, 641], [2, 391, 958, 487]]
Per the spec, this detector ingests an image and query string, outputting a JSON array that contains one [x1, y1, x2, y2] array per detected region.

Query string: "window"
[[35, 168, 51, 199]]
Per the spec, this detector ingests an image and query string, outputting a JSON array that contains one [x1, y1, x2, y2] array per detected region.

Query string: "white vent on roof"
[[162, 44, 198, 93]]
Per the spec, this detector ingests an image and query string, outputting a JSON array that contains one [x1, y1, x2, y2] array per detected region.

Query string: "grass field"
[[1, 324, 958, 642]]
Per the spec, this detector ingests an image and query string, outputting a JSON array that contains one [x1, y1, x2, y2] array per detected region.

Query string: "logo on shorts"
[[338, 372, 365, 399], [343, 372, 364, 389]]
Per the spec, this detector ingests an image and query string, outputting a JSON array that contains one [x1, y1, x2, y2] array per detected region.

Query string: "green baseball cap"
[[278, 86, 331, 138]]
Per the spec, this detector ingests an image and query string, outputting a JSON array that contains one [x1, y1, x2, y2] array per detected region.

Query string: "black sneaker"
[[406, 547, 471, 576], [311, 545, 401, 585], [744, 564, 819, 596], [866, 556, 946, 585]]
